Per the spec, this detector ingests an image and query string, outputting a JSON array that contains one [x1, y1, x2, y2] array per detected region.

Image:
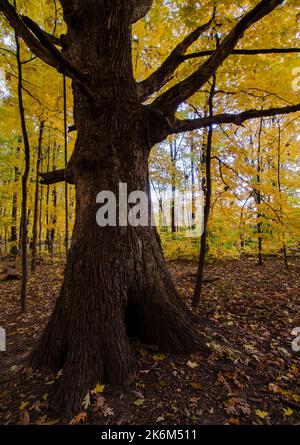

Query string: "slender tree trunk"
[[190, 135, 196, 230], [192, 74, 216, 307], [256, 118, 263, 267], [31, 120, 45, 272], [38, 154, 44, 254], [45, 137, 51, 252], [277, 125, 288, 268], [4, 224, 7, 255], [29, 1, 208, 416], [63, 75, 69, 256], [10, 152, 19, 256], [239, 194, 251, 255], [170, 142, 176, 234], [15, 27, 30, 313], [50, 143, 58, 253]]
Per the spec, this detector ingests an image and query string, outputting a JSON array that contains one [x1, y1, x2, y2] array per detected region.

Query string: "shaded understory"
[[0, 257, 299, 425]]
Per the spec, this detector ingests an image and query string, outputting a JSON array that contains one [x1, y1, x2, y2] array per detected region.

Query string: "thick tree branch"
[[181, 47, 300, 60], [137, 12, 214, 102], [172, 104, 300, 134], [68, 124, 77, 133], [152, 0, 283, 114], [0, 1, 95, 102], [39, 169, 74, 185], [132, 0, 153, 24], [21, 15, 85, 82], [21, 15, 62, 47], [25, 14, 95, 101], [0, 0, 57, 68]]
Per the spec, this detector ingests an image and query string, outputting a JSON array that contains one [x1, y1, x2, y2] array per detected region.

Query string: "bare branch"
[[68, 124, 77, 133], [180, 47, 300, 61], [172, 104, 300, 134], [21, 15, 85, 82], [21, 15, 62, 47], [39, 169, 74, 185], [24, 15, 96, 101], [137, 12, 214, 102], [0, 1, 96, 102], [152, 0, 283, 114]]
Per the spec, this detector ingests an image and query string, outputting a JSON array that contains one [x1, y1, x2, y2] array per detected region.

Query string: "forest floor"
[[0, 256, 299, 425]]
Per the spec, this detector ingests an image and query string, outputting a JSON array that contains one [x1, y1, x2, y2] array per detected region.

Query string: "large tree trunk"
[[29, 0, 208, 416]]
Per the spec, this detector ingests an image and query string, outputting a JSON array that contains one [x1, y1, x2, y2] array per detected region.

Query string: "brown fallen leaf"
[[69, 412, 87, 425], [19, 411, 30, 425], [228, 417, 240, 425]]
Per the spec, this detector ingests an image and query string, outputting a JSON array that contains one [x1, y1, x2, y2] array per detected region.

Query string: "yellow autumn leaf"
[[190, 383, 203, 390], [69, 412, 87, 425], [134, 399, 144, 406], [282, 407, 293, 417], [92, 383, 105, 394], [19, 401, 30, 410], [255, 410, 269, 419], [153, 354, 167, 362]]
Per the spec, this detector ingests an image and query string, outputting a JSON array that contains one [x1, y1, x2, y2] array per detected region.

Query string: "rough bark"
[[29, 0, 209, 416]]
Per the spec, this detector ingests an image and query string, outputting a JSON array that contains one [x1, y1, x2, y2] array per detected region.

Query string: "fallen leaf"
[[255, 410, 269, 419], [134, 399, 144, 407], [153, 354, 167, 362], [19, 401, 30, 410], [282, 407, 293, 417], [228, 417, 240, 425], [92, 383, 105, 394], [19, 411, 30, 425], [187, 360, 198, 369], [93, 395, 106, 412], [268, 383, 281, 394], [190, 383, 203, 390], [69, 412, 87, 425], [103, 406, 114, 417], [82, 392, 91, 410]]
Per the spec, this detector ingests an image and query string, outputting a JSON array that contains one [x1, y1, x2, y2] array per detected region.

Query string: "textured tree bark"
[[29, 0, 208, 415]]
